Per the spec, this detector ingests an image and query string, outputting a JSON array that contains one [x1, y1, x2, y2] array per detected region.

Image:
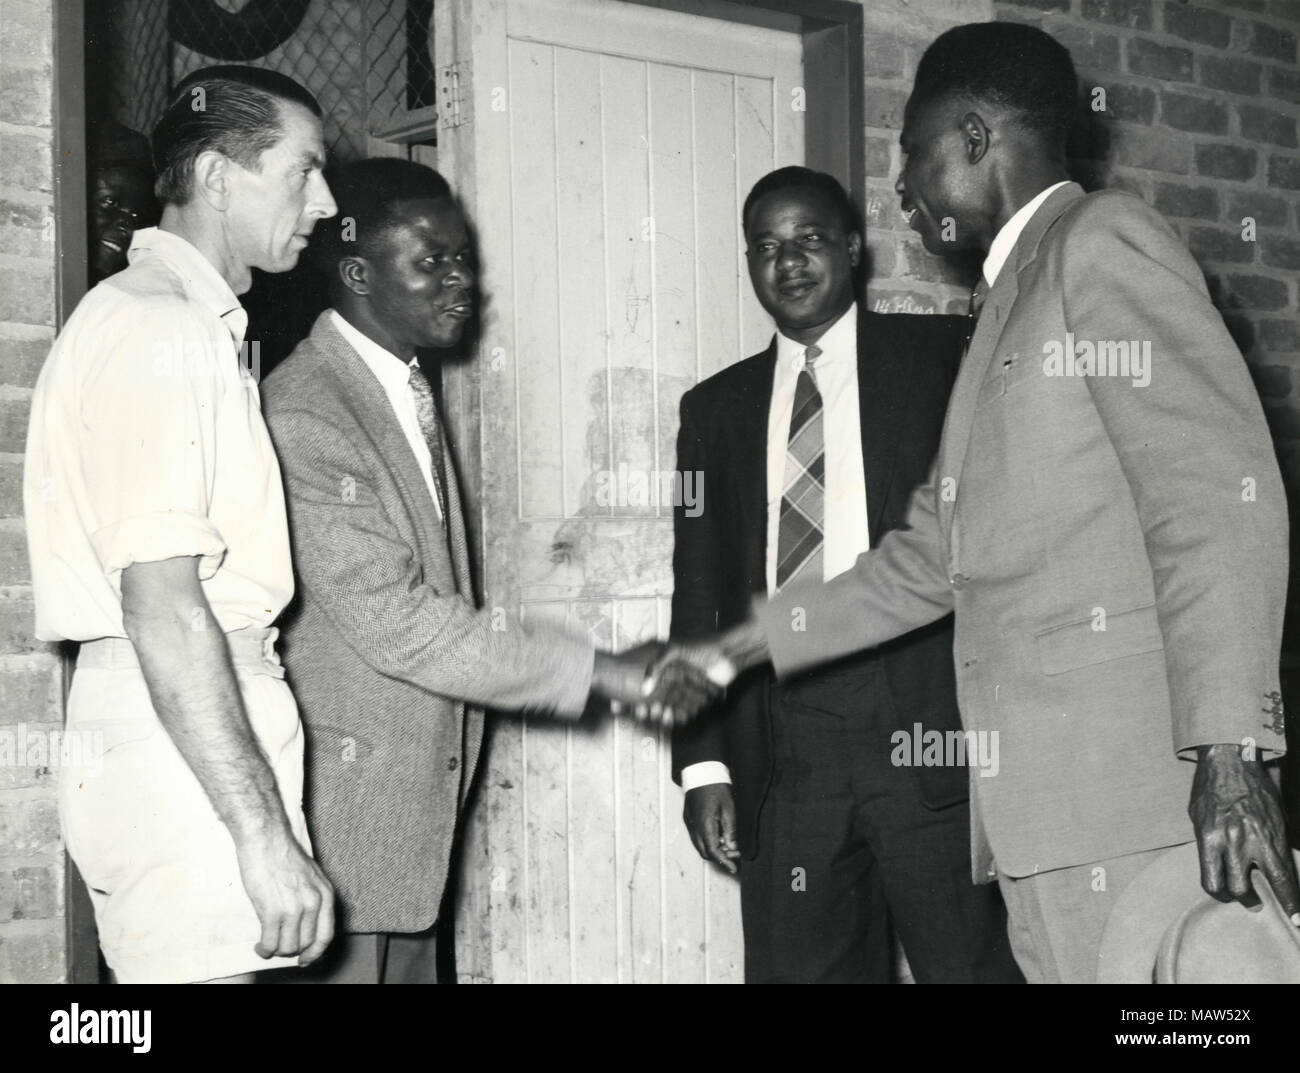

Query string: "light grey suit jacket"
[[262, 311, 594, 933], [758, 183, 1288, 881]]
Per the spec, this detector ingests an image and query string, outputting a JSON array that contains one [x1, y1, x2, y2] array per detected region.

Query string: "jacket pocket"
[[976, 349, 1041, 407], [1035, 604, 1165, 676]]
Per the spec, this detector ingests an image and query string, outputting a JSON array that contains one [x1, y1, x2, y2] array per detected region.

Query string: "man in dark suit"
[[670, 167, 1020, 983]]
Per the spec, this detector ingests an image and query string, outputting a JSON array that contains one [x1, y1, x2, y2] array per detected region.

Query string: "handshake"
[[589, 639, 740, 726]]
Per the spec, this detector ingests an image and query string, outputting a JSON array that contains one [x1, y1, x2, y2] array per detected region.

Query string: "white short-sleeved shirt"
[[24, 226, 294, 641]]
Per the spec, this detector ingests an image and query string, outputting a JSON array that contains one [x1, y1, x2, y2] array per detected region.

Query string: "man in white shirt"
[[261, 158, 714, 983], [24, 65, 338, 983], [670, 167, 1021, 983]]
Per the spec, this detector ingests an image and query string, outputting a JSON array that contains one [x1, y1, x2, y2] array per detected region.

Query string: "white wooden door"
[[437, 0, 804, 983]]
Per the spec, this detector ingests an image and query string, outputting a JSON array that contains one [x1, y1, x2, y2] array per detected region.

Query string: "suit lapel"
[[312, 313, 456, 591], [937, 183, 1085, 537], [735, 342, 777, 592], [856, 311, 909, 547]]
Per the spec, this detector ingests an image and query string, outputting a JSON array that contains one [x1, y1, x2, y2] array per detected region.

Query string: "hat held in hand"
[[1098, 841, 1300, 983]]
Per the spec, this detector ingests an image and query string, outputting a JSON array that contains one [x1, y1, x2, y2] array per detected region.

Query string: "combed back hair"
[[151, 65, 321, 206], [911, 22, 1078, 151], [312, 158, 454, 274], [742, 166, 861, 239]]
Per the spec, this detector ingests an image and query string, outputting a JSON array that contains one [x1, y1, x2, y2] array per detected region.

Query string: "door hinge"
[[438, 61, 470, 129]]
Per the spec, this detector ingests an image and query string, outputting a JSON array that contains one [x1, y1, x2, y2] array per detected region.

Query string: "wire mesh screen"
[[99, 0, 438, 162]]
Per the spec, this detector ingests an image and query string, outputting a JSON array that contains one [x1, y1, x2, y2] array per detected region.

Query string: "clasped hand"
[[592, 640, 738, 726]]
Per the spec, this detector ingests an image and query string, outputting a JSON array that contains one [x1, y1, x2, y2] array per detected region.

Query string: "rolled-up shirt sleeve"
[[83, 304, 230, 587]]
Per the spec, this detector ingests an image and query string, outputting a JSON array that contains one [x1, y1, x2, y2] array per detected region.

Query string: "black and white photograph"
[[2, 0, 1300, 1045]]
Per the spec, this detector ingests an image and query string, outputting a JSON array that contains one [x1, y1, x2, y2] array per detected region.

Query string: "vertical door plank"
[[509, 39, 565, 519]]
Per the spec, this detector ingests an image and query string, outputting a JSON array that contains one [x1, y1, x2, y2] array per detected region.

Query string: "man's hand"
[[234, 829, 336, 965], [684, 784, 740, 875], [1189, 742, 1300, 924], [591, 642, 721, 726]]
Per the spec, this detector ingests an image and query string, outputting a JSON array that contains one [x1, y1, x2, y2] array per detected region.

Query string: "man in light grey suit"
[[662, 22, 1298, 983], [261, 159, 711, 983]]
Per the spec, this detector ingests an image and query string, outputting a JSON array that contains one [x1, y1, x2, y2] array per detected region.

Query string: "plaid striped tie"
[[407, 358, 450, 527], [776, 344, 823, 591]]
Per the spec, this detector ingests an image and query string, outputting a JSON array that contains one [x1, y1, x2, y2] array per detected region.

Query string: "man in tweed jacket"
[[262, 159, 703, 983]]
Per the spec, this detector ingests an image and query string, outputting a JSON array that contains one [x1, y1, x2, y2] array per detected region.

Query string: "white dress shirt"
[[330, 309, 443, 522], [25, 226, 294, 640], [681, 302, 870, 792], [981, 180, 1072, 286]]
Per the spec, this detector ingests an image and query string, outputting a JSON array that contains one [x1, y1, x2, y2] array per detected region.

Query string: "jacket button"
[[448, 757, 459, 771], [950, 572, 970, 589]]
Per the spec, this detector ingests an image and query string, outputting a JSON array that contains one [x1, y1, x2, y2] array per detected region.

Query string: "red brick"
[[1200, 55, 1263, 96], [1053, 24, 1122, 71], [12, 865, 58, 920], [0, 397, 30, 454], [1248, 362, 1292, 400], [1229, 192, 1291, 228], [1260, 318, 1300, 351], [1113, 126, 1191, 172], [1268, 154, 1300, 190], [1247, 21, 1298, 63], [0, 262, 54, 326], [1195, 143, 1258, 181], [1153, 182, 1218, 219], [1270, 0, 1300, 18], [998, 0, 1070, 11], [0, 870, 13, 923], [1221, 272, 1290, 310], [0, 797, 59, 856], [0, 131, 51, 193], [0, 64, 52, 128], [864, 34, 907, 80], [1098, 82, 1158, 123], [0, 526, 31, 586], [0, 596, 41, 655], [865, 135, 892, 180], [1270, 65, 1300, 105], [1188, 226, 1257, 264], [1261, 233, 1300, 270], [1163, 3, 1233, 47], [0, 924, 64, 983], [1083, 0, 1153, 29], [1126, 38, 1194, 82], [865, 240, 897, 279], [0, 332, 52, 389], [1161, 91, 1229, 135], [865, 87, 910, 130], [1240, 104, 1299, 148], [0, 199, 52, 260], [0, 664, 60, 728], [0, 1, 52, 64], [0, 459, 19, 517]]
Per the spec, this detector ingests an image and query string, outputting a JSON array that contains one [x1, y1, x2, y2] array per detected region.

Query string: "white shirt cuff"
[[680, 761, 732, 792]]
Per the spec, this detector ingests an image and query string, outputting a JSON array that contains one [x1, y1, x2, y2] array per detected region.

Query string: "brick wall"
[[0, 0, 67, 983], [982, 0, 1300, 489]]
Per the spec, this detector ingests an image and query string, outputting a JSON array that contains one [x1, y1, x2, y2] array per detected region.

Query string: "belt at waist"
[[77, 626, 285, 679]]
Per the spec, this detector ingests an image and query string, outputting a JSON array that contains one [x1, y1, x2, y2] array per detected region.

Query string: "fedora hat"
[[1097, 841, 1300, 983]]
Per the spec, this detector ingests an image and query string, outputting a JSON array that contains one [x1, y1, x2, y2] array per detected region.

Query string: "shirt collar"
[[329, 309, 417, 393], [127, 226, 248, 346], [981, 180, 1072, 287], [775, 301, 857, 373]]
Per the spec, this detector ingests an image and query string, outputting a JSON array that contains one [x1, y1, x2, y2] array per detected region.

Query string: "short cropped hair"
[[911, 22, 1078, 150], [742, 166, 861, 239], [313, 157, 454, 273], [152, 65, 322, 206]]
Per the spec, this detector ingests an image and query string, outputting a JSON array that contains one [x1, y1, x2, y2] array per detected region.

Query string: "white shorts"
[[60, 629, 313, 983]]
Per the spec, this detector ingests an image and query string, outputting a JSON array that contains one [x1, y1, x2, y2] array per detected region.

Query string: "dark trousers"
[[739, 662, 1022, 984]]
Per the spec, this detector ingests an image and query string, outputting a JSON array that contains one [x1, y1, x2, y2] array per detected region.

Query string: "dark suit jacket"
[[670, 306, 969, 857]]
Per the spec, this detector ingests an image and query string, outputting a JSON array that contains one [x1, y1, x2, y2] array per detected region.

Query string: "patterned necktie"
[[964, 276, 990, 355], [406, 358, 450, 527], [775, 344, 824, 591]]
